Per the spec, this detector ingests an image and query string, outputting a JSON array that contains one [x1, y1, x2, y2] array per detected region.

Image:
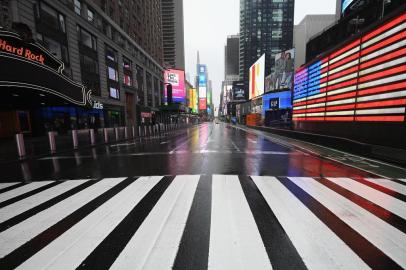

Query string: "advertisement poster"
[[249, 54, 265, 100], [266, 49, 295, 92], [189, 88, 198, 113], [199, 98, 207, 110], [164, 69, 186, 104]]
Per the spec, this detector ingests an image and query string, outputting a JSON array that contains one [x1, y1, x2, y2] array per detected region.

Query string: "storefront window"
[[109, 87, 120, 99], [106, 45, 117, 62], [39, 35, 69, 65], [123, 56, 133, 87], [80, 54, 99, 74], [74, 0, 81, 15], [87, 8, 94, 22], [108, 66, 118, 81], [77, 26, 97, 50]]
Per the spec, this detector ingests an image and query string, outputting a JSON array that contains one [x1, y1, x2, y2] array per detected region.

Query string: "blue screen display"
[[262, 90, 292, 117]]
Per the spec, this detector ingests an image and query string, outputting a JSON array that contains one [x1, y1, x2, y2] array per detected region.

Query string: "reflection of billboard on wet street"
[[266, 49, 295, 93], [164, 69, 186, 103], [249, 54, 265, 100]]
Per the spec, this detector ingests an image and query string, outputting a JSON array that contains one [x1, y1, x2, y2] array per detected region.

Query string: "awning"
[[0, 29, 92, 108]]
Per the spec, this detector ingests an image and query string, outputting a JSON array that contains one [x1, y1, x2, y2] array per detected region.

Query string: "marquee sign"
[[0, 29, 92, 107]]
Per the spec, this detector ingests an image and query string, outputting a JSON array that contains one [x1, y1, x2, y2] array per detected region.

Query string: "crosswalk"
[[0, 175, 405, 269]]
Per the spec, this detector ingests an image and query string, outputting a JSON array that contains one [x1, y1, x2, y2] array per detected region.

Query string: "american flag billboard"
[[293, 13, 406, 123]]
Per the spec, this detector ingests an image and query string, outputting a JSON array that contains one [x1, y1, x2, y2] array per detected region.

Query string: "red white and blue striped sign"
[[293, 13, 406, 122]]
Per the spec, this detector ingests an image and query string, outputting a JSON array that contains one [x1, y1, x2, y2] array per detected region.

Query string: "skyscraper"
[[161, 0, 185, 70], [225, 35, 240, 79], [239, 0, 294, 90]]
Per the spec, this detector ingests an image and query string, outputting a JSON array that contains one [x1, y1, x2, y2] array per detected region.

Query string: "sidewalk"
[[232, 124, 406, 179], [0, 124, 195, 164]]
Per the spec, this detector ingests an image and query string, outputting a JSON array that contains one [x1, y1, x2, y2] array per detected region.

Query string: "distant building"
[[161, 0, 185, 70], [225, 35, 240, 80], [239, 0, 294, 90], [294, 15, 335, 69]]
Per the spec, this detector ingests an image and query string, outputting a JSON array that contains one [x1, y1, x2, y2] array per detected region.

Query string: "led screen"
[[266, 49, 295, 92], [189, 88, 198, 113], [292, 13, 406, 123], [164, 69, 186, 104], [199, 86, 207, 98], [262, 90, 292, 117], [249, 54, 265, 100], [199, 98, 207, 110]]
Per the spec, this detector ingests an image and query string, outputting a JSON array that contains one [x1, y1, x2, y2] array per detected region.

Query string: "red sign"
[[141, 112, 152, 118], [199, 98, 207, 110], [0, 39, 45, 64]]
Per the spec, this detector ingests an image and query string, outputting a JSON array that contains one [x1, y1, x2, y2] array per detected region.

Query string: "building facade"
[[294, 15, 335, 69], [308, 0, 405, 61], [0, 0, 165, 137], [161, 0, 185, 70], [225, 34, 239, 79], [239, 0, 294, 90]]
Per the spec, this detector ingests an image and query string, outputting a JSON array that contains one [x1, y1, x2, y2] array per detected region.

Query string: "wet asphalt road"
[[1, 123, 406, 269], [0, 122, 374, 182]]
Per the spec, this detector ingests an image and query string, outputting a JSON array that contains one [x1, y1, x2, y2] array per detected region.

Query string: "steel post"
[[15, 133, 26, 158]]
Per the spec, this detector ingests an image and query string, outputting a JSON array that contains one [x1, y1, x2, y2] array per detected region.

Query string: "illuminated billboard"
[[292, 13, 406, 123], [199, 86, 207, 98], [266, 49, 295, 92], [232, 81, 246, 101], [189, 88, 198, 113], [199, 98, 207, 110], [249, 54, 265, 100], [164, 69, 186, 104]]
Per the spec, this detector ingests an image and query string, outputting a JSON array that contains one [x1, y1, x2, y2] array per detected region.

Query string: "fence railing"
[[9, 123, 193, 161]]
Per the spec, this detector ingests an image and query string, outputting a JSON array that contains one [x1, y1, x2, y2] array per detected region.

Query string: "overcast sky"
[[184, 0, 337, 110]]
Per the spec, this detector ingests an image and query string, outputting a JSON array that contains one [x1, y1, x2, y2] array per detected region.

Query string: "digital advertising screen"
[[164, 69, 186, 104], [199, 86, 207, 98], [266, 49, 295, 92], [198, 64, 207, 87], [292, 13, 406, 123], [232, 81, 246, 101], [249, 54, 265, 100], [199, 98, 207, 110]]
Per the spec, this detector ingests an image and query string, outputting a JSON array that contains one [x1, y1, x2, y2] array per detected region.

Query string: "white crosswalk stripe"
[[17, 177, 161, 270], [0, 183, 20, 190], [0, 181, 54, 203], [364, 178, 406, 195], [326, 177, 406, 220], [111, 175, 199, 270], [0, 180, 88, 223], [0, 178, 126, 257], [288, 177, 406, 268], [0, 175, 405, 269], [252, 176, 369, 270], [209, 175, 272, 270]]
